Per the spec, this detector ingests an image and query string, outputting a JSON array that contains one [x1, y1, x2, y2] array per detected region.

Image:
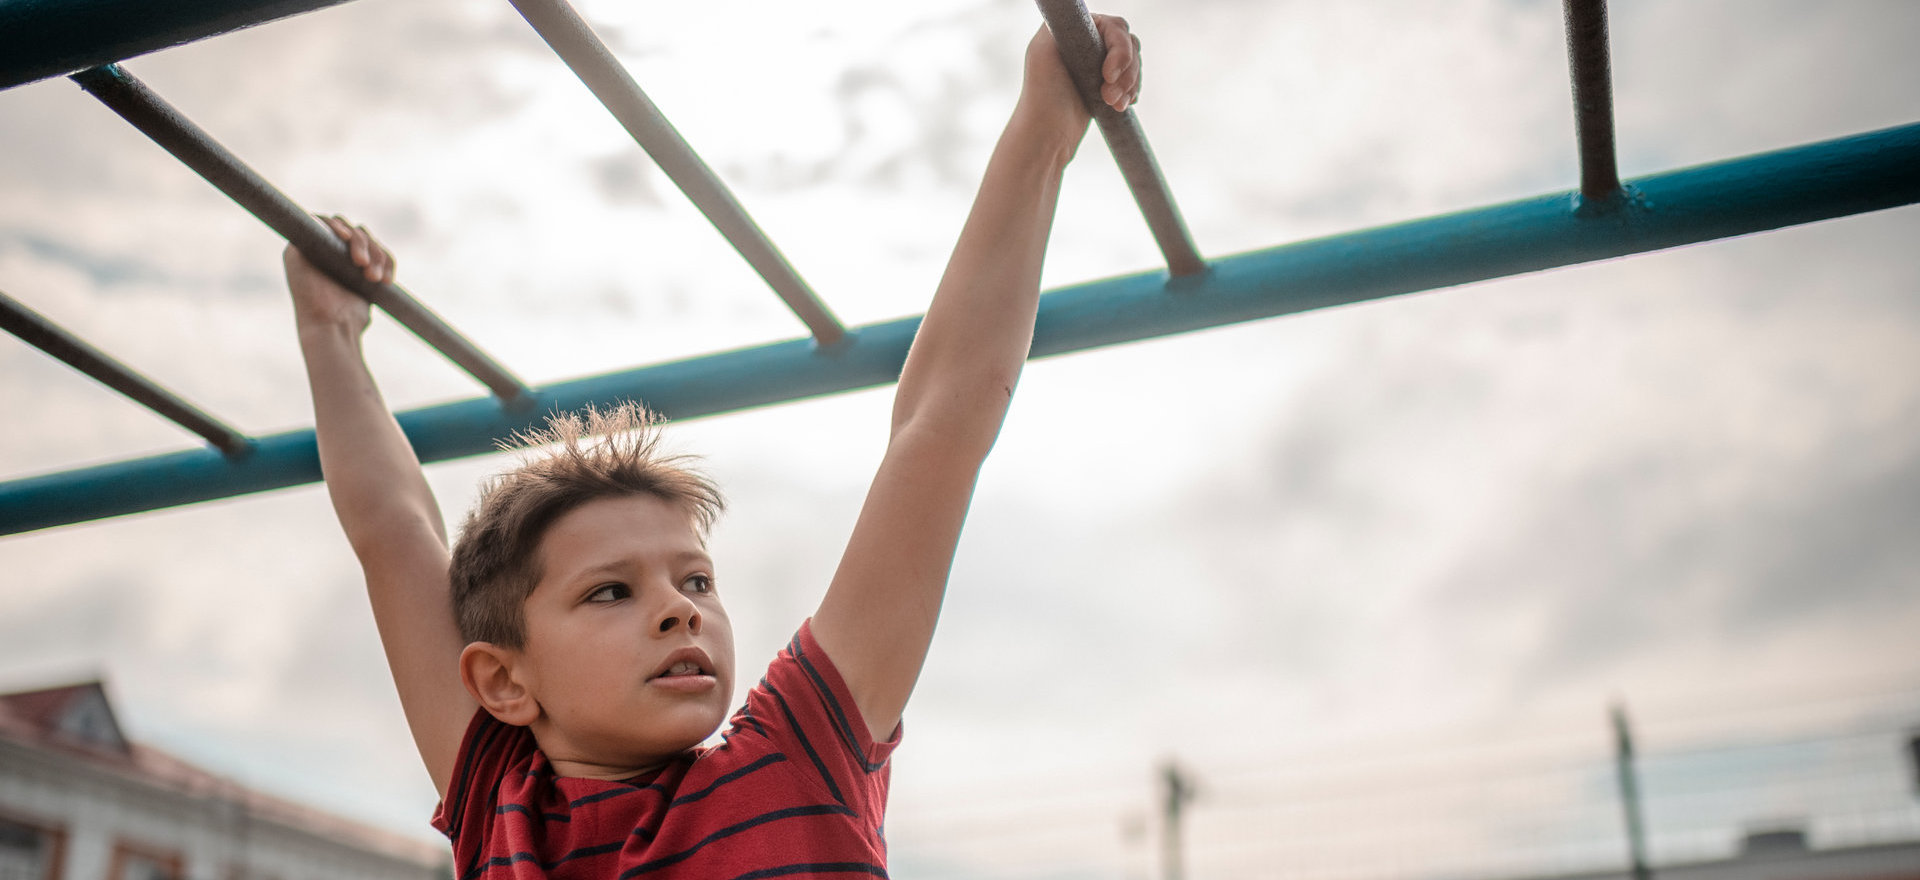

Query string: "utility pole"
[[1160, 759, 1197, 880], [1906, 729, 1920, 794], [1610, 702, 1654, 880]]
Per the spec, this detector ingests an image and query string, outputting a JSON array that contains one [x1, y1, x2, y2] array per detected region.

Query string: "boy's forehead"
[[535, 495, 710, 580]]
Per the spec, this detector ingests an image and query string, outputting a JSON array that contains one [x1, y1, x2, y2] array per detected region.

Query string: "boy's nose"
[[656, 592, 702, 635]]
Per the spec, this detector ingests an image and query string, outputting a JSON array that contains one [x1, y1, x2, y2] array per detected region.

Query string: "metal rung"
[[70, 64, 534, 408], [1036, 0, 1206, 277], [508, 0, 847, 346], [1, 288, 252, 458], [1564, 0, 1623, 206], [7, 121, 1916, 535]]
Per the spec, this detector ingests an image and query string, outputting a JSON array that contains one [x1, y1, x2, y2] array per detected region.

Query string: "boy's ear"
[[460, 642, 539, 727]]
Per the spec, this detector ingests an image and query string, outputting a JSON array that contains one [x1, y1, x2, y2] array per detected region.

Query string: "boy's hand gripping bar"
[[1034, 0, 1205, 277]]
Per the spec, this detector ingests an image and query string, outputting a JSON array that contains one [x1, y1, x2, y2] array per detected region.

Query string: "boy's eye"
[[683, 574, 714, 595], [587, 583, 630, 603]]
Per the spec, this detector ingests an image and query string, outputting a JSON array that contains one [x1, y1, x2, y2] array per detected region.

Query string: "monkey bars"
[[2, 0, 1918, 535]]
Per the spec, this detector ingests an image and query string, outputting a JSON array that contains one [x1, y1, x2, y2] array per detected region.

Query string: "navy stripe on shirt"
[[495, 803, 571, 823], [736, 700, 767, 738], [459, 838, 627, 880], [670, 752, 787, 808], [453, 717, 513, 880], [618, 804, 858, 878], [447, 715, 506, 842], [791, 639, 889, 773], [765, 679, 847, 806], [727, 862, 890, 880], [569, 782, 666, 810]]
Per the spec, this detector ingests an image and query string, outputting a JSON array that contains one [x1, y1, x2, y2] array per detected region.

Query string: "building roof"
[[0, 679, 443, 866]]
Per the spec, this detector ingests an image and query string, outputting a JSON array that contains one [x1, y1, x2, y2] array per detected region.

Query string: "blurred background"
[[1, 0, 1917, 878]]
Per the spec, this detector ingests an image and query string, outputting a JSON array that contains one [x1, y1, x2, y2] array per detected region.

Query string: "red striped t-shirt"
[[432, 620, 899, 879]]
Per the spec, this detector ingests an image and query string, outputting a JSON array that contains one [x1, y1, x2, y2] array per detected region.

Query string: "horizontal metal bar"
[[0, 0, 356, 92], [71, 64, 534, 407], [4, 121, 1916, 535], [0, 289, 253, 458], [507, 0, 847, 345], [1035, 0, 1205, 277], [1564, 0, 1623, 205]]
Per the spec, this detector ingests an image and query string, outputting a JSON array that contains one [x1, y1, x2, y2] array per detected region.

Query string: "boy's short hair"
[[449, 402, 724, 648]]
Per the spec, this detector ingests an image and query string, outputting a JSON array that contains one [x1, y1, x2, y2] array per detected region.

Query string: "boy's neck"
[[532, 721, 693, 781], [541, 743, 682, 781]]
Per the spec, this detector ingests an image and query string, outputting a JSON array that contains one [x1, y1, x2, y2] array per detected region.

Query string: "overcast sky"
[[2, 1, 1917, 877]]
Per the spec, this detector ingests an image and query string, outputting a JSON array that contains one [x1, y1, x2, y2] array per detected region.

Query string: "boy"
[[284, 14, 1141, 878]]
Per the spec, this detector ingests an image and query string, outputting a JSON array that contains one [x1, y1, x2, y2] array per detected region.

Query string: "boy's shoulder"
[[434, 623, 901, 879]]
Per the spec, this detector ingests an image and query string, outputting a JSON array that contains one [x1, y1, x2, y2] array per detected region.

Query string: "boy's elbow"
[[890, 378, 1017, 461], [343, 507, 449, 562]]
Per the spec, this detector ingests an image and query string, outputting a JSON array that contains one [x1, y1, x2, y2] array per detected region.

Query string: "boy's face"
[[516, 493, 735, 774]]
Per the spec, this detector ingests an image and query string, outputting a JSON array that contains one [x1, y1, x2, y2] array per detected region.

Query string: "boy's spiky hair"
[[448, 402, 724, 648]]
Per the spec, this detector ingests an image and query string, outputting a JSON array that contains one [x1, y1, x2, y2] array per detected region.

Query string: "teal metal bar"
[[3, 121, 1917, 535], [0, 0, 356, 92]]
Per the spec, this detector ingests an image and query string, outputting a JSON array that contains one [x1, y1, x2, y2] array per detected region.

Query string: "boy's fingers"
[[308, 213, 395, 283], [356, 224, 381, 280], [1094, 16, 1139, 111], [1124, 36, 1142, 106], [368, 233, 399, 284], [347, 226, 373, 274], [325, 214, 354, 242], [323, 214, 373, 275], [1103, 52, 1141, 108], [1097, 15, 1132, 83]]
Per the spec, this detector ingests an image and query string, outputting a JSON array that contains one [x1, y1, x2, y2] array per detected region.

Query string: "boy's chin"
[[630, 712, 726, 756]]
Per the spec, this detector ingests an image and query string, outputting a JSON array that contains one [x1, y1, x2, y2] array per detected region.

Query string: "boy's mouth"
[[649, 647, 714, 681]]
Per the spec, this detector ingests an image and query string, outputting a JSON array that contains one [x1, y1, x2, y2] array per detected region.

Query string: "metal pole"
[[1159, 760, 1196, 880], [3, 120, 1917, 534], [1564, 0, 1623, 206], [1035, 0, 1206, 277], [0, 0, 359, 92], [69, 64, 534, 408], [1611, 703, 1654, 880], [1906, 730, 1920, 794], [507, 0, 847, 346], [1, 289, 253, 458]]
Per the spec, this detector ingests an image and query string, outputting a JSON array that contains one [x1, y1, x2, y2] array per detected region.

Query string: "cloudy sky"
[[2, 0, 1917, 877]]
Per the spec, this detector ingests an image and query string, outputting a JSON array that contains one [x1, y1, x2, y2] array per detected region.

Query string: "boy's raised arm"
[[811, 16, 1140, 742], [285, 218, 475, 796]]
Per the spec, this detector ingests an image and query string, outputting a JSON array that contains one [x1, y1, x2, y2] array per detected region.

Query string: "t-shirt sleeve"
[[430, 708, 533, 842], [726, 618, 900, 814]]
